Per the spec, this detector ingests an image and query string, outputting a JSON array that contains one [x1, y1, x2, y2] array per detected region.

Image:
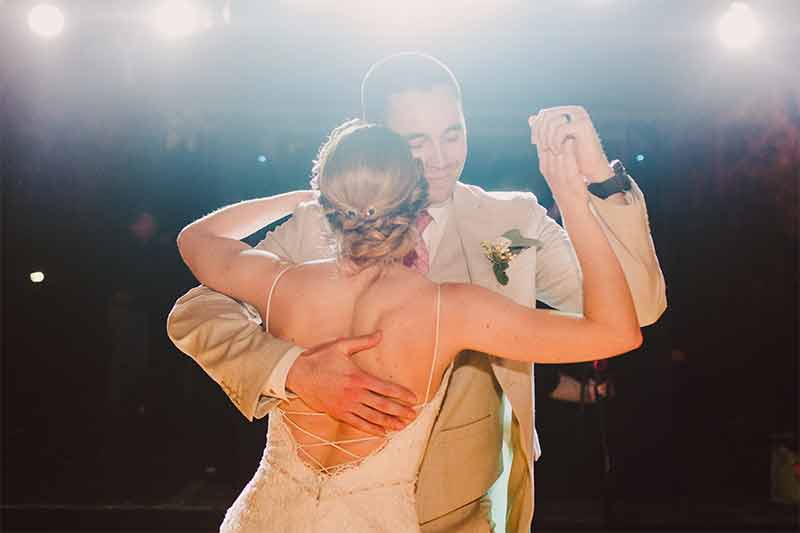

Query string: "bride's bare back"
[[267, 261, 451, 471]]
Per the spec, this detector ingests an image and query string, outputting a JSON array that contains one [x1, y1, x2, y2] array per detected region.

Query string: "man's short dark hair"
[[360, 52, 462, 124]]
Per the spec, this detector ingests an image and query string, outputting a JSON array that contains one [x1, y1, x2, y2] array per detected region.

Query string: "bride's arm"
[[176, 190, 315, 318], [444, 142, 641, 364]]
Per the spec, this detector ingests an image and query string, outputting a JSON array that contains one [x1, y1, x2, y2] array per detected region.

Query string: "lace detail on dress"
[[219, 365, 451, 533]]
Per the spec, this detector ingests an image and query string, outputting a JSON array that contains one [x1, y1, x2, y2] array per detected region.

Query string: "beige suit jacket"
[[167, 180, 666, 532]]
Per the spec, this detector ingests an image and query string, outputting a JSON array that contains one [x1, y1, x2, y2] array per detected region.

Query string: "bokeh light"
[[27, 4, 65, 38], [718, 2, 762, 50], [30, 271, 45, 283], [153, 0, 212, 38]]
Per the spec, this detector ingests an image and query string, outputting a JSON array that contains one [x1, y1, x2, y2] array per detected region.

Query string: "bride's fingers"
[[561, 138, 582, 179], [537, 144, 553, 181], [555, 150, 574, 180]]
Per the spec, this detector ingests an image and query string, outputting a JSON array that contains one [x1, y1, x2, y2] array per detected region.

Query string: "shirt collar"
[[426, 198, 452, 226]]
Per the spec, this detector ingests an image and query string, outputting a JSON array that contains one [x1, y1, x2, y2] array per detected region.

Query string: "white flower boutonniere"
[[480, 229, 542, 285]]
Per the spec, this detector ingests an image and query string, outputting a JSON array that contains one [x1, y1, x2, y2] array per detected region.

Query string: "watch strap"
[[588, 160, 632, 199]]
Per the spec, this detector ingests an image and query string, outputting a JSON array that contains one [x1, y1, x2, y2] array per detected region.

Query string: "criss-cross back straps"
[[277, 283, 445, 474], [265, 264, 295, 332]]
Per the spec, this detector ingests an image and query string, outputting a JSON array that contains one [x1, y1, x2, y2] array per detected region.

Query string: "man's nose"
[[426, 141, 447, 169]]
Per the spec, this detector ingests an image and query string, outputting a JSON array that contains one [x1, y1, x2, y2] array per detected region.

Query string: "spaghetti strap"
[[422, 285, 442, 404], [265, 264, 294, 332]]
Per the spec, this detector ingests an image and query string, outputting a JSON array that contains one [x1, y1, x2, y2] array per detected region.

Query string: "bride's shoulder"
[[294, 258, 337, 269], [438, 282, 495, 313]]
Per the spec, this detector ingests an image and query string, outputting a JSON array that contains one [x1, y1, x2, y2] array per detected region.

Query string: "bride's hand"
[[535, 138, 588, 209]]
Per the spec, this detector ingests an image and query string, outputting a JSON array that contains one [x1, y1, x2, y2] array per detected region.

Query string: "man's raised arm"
[[530, 106, 667, 325]]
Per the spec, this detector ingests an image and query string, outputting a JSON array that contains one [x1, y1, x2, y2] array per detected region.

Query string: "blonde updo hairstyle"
[[313, 119, 429, 269]]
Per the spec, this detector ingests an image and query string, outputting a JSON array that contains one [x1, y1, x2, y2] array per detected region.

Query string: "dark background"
[[1, 0, 798, 530]]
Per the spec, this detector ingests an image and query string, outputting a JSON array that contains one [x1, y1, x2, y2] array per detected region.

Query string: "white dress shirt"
[[263, 199, 454, 400]]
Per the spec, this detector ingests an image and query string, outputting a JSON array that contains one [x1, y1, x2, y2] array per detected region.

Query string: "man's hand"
[[549, 373, 615, 403], [285, 332, 419, 436], [529, 106, 613, 182]]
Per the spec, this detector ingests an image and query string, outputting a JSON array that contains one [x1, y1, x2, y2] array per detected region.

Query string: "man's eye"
[[444, 132, 462, 143], [408, 142, 425, 150]]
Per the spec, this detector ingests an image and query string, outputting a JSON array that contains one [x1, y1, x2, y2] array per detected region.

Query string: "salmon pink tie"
[[403, 210, 433, 273]]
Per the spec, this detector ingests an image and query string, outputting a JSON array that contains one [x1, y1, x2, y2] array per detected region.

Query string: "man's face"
[[384, 84, 467, 205]]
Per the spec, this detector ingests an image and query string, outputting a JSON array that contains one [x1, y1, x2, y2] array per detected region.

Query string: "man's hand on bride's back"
[[285, 331, 419, 436]]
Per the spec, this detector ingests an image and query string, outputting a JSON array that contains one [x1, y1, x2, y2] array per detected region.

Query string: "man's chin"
[[427, 183, 457, 205], [428, 193, 453, 206]]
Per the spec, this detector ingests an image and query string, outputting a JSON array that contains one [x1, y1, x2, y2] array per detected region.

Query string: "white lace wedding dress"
[[219, 268, 450, 533]]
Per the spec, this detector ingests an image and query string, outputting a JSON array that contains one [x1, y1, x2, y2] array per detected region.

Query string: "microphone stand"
[[589, 360, 617, 529]]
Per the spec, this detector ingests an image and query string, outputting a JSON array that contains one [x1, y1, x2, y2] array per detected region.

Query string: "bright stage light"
[[30, 272, 45, 283], [154, 0, 212, 38], [718, 2, 762, 50], [288, 0, 505, 35], [27, 4, 65, 38]]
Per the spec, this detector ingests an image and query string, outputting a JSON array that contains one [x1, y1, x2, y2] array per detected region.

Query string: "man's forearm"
[[167, 201, 316, 419], [166, 285, 301, 420], [588, 178, 667, 326]]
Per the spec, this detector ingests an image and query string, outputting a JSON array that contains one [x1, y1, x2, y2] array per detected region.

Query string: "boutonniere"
[[480, 229, 542, 286]]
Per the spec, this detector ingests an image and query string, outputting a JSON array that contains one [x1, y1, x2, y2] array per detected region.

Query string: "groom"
[[167, 53, 666, 532]]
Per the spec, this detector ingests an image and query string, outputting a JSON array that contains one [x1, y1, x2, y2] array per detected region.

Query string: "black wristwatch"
[[587, 160, 632, 199]]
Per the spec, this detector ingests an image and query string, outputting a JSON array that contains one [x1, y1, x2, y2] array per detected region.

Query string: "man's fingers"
[[529, 114, 543, 146], [341, 413, 386, 437], [354, 404, 405, 432], [535, 107, 589, 153], [336, 330, 383, 356], [550, 122, 580, 154], [362, 391, 417, 421], [361, 372, 418, 405], [540, 114, 556, 153], [542, 105, 588, 119]]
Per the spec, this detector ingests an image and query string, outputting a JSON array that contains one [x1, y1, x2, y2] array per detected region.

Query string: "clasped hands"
[[529, 105, 613, 182]]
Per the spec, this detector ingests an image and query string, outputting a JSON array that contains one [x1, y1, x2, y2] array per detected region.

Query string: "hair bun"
[[313, 121, 429, 269]]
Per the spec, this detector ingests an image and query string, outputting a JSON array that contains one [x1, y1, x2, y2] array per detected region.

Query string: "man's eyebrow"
[[404, 133, 427, 142], [403, 125, 464, 142]]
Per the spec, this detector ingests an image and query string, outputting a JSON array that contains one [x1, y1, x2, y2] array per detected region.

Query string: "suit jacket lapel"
[[428, 206, 470, 284], [452, 184, 536, 470]]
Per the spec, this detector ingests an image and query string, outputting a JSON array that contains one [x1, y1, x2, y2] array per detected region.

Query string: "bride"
[[176, 120, 641, 532]]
